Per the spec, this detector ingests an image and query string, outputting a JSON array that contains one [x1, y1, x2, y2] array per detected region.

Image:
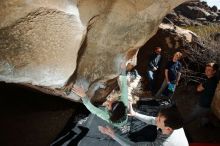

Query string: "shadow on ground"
[[0, 82, 220, 146], [0, 82, 84, 146]]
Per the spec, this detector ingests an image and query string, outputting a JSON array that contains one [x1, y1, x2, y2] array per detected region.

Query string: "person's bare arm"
[[176, 72, 181, 86], [197, 83, 205, 92], [165, 69, 170, 83], [72, 85, 111, 123], [128, 102, 156, 125], [72, 85, 86, 98], [99, 125, 166, 146], [99, 126, 136, 146]]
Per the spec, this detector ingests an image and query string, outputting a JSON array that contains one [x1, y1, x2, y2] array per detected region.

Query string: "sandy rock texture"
[[212, 81, 220, 120], [0, 0, 187, 100]]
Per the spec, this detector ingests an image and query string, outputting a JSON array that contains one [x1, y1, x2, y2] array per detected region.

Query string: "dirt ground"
[[0, 82, 220, 146]]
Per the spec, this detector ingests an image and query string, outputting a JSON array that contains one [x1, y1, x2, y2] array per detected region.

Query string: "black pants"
[[129, 125, 157, 142]]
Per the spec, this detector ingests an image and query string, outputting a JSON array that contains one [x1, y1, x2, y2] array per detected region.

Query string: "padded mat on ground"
[[51, 99, 171, 146]]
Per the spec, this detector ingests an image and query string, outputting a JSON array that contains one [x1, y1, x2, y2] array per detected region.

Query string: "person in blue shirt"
[[155, 52, 182, 98]]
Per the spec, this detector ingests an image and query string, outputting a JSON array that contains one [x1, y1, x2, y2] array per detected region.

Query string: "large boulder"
[[211, 6, 218, 12], [163, 1, 220, 26], [75, 0, 187, 84], [0, 0, 187, 101], [212, 81, 220, 120], [177, 6, 210, 20], [0, 0, 86, 88]]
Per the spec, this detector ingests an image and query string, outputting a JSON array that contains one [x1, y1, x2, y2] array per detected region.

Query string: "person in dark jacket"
[[185, 62, 219, 125], [146, 47, 162, 94]]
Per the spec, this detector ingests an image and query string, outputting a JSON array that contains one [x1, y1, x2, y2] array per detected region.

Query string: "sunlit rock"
[[76, 0, 187, 84], [0, 0, 86, 87], [91, 23, 198, 101], [212, 81, 220, 120], [0, 0, 187, 101]]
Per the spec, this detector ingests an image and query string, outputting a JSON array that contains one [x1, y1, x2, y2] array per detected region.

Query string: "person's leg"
[[147, 70, 154, 81], [155, 79, 167, 97], [146, 70, 154, 92]]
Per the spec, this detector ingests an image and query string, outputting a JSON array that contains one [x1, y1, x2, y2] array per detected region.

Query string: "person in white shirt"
[[99, 102, 189, 146]]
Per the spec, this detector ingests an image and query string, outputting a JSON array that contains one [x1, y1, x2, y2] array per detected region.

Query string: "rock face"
[[135, 23, 197, 93], [76, 0, 187, 84], [212, 81, 220, 120], [0, 0, 86, 87], [93, 23, 200, 102], [0, 0, 187, 100], [163, 1, 220, 26]]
